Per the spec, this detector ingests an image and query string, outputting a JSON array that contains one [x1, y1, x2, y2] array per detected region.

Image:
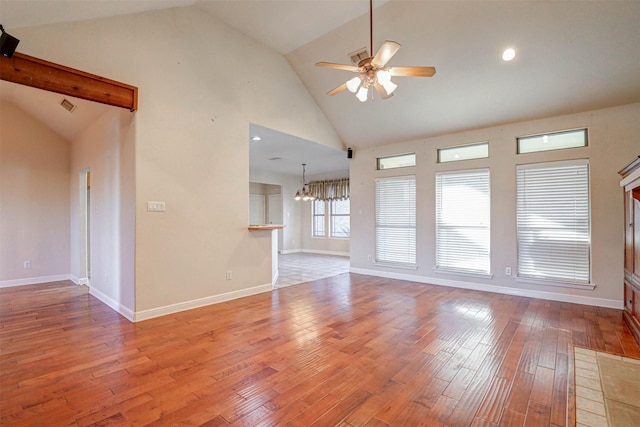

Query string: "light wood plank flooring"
[[1, 275, 639, 426]]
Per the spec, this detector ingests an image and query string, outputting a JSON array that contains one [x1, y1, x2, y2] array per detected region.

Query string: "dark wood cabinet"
[[619, 156, 640, 346]]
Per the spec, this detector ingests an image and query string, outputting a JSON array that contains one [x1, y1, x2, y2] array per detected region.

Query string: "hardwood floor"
[[1, 275, 639, 426]]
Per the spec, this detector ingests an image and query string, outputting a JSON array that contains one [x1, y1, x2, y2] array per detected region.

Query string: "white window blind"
[[375, 176, 416, 266], [516, 160, 590, 284], [435, 169, 491, 274], [312, 199, 325, 237]]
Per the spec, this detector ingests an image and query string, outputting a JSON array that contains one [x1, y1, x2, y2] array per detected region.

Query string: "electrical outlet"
[[226, 271, 232, 280], [24, 260, 31, 269], [505, 267, 512, 276]]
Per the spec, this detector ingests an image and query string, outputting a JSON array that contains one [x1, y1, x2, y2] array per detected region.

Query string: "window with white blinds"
[[435, 169, 491, 274], [516, 160, 591, 285], [375, 176, 416, 266]]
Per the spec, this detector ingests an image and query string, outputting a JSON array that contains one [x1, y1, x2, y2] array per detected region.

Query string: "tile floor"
[[574, 347, 640, 427], [275, 252, 349, 288]]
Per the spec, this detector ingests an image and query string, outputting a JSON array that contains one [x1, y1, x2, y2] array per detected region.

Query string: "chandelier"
[[294, 164, 315, 201]]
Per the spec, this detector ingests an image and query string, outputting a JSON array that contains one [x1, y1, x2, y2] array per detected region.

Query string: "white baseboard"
[[0, 274, 73, 288], [89, 287, 135, 321], [301, 249, 350, 257], [280, 249, 301, 255], [133, 283, 273, 322], [69, 275, 89, 285], [350, 267, 623, 310]]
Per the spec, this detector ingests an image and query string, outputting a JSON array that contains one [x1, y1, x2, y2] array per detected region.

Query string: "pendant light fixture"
[[294, 163, 315, 201]]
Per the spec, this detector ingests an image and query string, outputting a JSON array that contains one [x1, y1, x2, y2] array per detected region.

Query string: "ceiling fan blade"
[[389, 66, 436, 77], [371, 41, 401, 68], [374, 82, 394, 100], [327, 82, 348, 96], [316, 62, 359, 72]]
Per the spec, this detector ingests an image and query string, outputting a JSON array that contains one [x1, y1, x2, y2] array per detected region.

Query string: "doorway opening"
[[79, 169, 91, 286]]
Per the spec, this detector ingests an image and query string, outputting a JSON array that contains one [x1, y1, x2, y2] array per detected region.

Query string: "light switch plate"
[[147, 201, 166, 212]]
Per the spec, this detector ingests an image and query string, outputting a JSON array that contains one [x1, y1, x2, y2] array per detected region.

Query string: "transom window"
[[437, 142, 489, 163], [377, 153, 416, 170], [517, 128, 587, 154]]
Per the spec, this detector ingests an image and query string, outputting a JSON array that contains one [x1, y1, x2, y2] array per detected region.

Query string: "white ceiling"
[[0, 80, 111, 141], [250, 124, 349, 178], [1, 0, 639, 174]]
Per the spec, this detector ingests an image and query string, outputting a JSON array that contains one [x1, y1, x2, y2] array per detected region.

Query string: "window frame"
[[377, 153, 416, 170], [515, 159, 592, 288], [435, 168, 491, 276], [517, 128, 587, 154], [437, 142, 489, 163], [311, 199, 326, 238], [329, 199, 350, 239], [374, 175, 417, 268]]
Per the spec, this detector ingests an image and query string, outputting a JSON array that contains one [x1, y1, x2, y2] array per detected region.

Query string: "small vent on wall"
[[349, 47, 369, 64], [59, 98, 77, 113]]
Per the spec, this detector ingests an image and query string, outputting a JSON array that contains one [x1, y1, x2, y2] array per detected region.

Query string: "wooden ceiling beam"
[[0, 52, 137, 111]]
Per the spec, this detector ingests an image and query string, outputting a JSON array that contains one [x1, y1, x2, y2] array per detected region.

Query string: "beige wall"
[[13, 6, 342, 319], [0, 101, 70, 285], [350, 103, 640, 308], [70, 108, 136, 317]]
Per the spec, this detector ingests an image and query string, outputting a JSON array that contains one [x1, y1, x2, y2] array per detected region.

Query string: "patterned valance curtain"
[[308, 179, 349, 201]]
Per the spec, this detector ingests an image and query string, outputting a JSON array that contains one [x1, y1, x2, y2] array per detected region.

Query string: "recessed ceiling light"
[[251, 136, 262, 141], [502, 48, 516, 62]]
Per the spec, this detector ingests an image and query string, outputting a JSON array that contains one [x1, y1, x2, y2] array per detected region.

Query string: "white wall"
[[350, 103, 640, 308], [13, 5, 342, 319], [70, 108, 136, 317], [0, 101, 70, 286]]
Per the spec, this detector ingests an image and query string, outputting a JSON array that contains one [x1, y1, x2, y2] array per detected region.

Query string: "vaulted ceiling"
[[2, 0, 639, 169]]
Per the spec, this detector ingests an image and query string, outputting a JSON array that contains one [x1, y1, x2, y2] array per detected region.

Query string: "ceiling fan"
[[316, 0, 436, 102]]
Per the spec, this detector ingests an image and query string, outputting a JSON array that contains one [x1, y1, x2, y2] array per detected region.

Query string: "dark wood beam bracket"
[[0, 52, 138, 111]]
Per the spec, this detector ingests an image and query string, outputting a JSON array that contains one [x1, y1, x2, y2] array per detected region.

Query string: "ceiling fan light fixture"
[[346, 76, 362, 93], [356, 85, 369, 102], [380, 79, 397, 95], [376, 69, 391, 84]]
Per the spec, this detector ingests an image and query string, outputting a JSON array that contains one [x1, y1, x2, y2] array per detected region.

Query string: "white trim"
[[300, 249, 350, 257], [0, 274, 73, 288], [514, 276, 595, 291], [372, 261, 418, 270], [272, 270, 279, 287], [621, 167, 640, 188], [280, 249, 302, 255], [350, 267, 622, 309], [89, 287, 134, 321], [434, 268, 494, 280], [70, 275, 90, 286], [133, 283, 273, 322]]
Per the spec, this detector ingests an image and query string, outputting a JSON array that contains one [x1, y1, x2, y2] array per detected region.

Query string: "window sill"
[[434, 268, 493, 280], [514, 276, 595, 290]]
